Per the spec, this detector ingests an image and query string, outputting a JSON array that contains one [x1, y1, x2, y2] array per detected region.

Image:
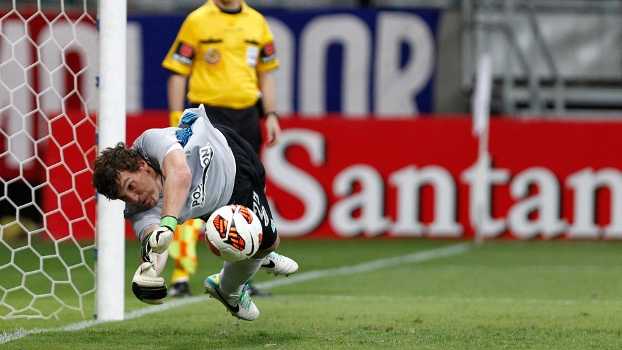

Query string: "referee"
[[161, 0, 281, 298]]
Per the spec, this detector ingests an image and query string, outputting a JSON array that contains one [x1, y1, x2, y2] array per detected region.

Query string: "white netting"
[[0, 1, 98, 319]]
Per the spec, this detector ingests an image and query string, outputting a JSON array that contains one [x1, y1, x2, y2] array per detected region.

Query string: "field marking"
[[0, 296, 211, 345], [290, 294, 622, 306], [0, 242, 470, 345], [254, 242, 472, 290]]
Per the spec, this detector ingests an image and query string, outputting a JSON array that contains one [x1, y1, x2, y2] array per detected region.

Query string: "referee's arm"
[[167, 72, 188, 126]]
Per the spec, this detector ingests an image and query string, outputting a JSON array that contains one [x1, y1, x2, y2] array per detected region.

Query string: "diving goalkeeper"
[[162, 0, 282, 298], [91, 105, 297, 321]]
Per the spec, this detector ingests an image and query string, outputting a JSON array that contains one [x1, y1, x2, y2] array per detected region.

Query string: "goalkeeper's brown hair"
[[92, 142, 143, 200]]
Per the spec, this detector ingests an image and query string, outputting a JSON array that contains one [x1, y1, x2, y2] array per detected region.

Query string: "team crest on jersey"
[[204, 48, 220, 65]]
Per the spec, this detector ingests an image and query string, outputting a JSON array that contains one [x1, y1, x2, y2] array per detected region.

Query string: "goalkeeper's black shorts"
[[191, 103, 262, 155], [212, 124, 276, 250]]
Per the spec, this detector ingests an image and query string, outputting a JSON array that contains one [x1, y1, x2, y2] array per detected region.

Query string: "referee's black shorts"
[[214, 124, 276, 250]]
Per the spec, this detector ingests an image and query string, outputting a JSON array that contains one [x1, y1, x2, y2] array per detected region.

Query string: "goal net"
[[0, 1, 108, 320]]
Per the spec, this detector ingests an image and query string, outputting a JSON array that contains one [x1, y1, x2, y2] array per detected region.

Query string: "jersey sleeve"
[[132, 128, 180, 173], [124, 204, 161, 240], [162, 16, 198, 76], [256, 19, 279, 73]]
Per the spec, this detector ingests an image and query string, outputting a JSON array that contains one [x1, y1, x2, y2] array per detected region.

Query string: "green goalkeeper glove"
[[140, 216, 177, 262]]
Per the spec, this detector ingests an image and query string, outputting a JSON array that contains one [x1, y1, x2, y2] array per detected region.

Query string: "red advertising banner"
[[266, 117, 622, 240], [30, 112, 622, 240]]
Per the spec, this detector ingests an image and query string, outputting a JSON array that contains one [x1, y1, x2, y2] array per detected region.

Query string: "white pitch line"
[[253, 242, 472, 290], [0, 296, 209, 345], [0, 242, 471, 345]]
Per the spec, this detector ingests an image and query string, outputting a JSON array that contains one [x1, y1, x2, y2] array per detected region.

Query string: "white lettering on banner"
[[269, 12, 435, 116], [391, 166, 462, 237], [126, 23, 143, 113], [1, 19, 99, 173], [461, 155, 510, 238], [298, 15, 371, 117], [566, 169, 622, 239], [374, 12, 434, 116], [265, 18, 294, 114], [6, 13, 436, 118], [4, 11, 436, 128], [1, 19, 141, 171], [330, 165, 391, 236], [264, 129, 327, 236], [267, 130, 622, 239], [507, 167, 566, 239]]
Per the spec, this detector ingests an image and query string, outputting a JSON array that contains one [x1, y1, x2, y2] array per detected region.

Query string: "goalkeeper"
[[161, 0, 281, 298], [91, 105, 298, 321]]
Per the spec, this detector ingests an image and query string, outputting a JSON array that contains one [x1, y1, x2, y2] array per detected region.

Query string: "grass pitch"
[[2, 238, 622, 349]]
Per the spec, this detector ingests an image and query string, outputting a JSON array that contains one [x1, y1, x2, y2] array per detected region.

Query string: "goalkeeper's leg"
[[167, 219, 202, 297]]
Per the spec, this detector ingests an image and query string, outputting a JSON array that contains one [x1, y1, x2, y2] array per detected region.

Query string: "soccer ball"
[[204, 204, 263, 262]]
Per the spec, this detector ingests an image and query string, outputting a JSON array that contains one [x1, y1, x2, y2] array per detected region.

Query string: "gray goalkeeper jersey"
[[124, 105, 236, 238]]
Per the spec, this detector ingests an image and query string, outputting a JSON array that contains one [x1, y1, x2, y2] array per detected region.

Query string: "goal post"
[[97, 0, 127, 321]]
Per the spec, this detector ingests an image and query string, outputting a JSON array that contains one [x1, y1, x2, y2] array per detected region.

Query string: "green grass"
[[2, 239, 622, 349]]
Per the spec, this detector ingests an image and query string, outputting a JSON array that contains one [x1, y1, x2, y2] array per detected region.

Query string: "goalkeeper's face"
[[116, 159, 162, 208]]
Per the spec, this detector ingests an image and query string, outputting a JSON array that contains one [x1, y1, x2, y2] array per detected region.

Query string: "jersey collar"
[[205, 0, 248, 15]]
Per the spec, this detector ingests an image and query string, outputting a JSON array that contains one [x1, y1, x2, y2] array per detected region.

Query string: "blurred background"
[[15, 0, 622, 117]]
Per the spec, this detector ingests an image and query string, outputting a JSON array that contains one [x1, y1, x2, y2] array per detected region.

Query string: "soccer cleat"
[[261, 252, 299, 276], [204, 274, 259, 321], [168, 281, 192, 297]]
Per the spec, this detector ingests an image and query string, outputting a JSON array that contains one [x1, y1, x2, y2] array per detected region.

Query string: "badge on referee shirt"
[[246, 46, 259, 68], [173, 42, 194, 66], [204, 48, 221, 65]]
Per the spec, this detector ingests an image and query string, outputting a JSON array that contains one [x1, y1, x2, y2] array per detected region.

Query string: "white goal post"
[[97, 0, 127, 321], [0, 0, 126, 320]]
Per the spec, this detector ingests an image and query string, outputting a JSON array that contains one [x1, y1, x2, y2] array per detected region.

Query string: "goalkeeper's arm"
[[139, 216, 177, 269]]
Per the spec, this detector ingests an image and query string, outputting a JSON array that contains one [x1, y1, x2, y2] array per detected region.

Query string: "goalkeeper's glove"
[[131, 262, 167, 304], [140, 216, 178, 263]]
